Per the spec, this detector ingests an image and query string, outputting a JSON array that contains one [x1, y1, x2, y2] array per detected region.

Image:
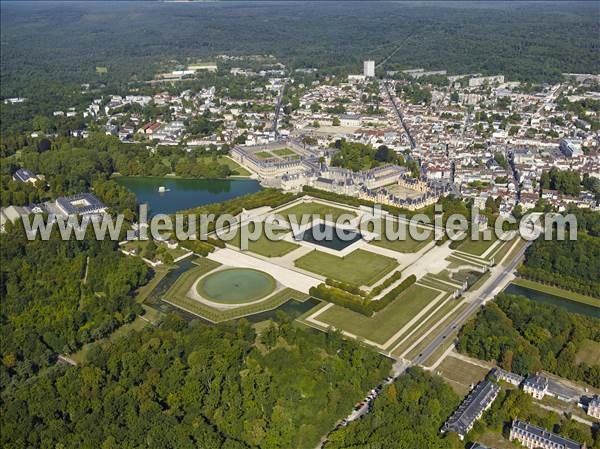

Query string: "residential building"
[[488, 367, 524, 387], [364, 60, 375, 78], [509, 420, 586, 449], [588, 395, 600, 419], [13, 168, 41, 184], [442, 380, 500, 440], [522, 373, 549, 400], [559, 139, 583, 158]]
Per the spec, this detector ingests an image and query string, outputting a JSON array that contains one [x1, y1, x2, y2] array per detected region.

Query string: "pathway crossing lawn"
[[227, 223, 299, 257], [576, 339, 600, 366], [294, 249, 397, 286], [278, 202, 356, 223], [455, 231, 498, 256], [315, 284, 440, 345], [368, 219, 433, 253]]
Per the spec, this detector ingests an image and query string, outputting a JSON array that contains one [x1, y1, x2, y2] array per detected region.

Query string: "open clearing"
[[294, 248, 397, 286], [436, 355, 490, 395], [313, 284, 441, 345], [576, 339, 600, 366]]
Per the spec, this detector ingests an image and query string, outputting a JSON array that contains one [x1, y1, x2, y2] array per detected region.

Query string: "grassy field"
[[368, 218, 433, 253], [456, 231, 498, 256], [436, 355, 490, 395], [227, 223, 299, 257], [278, 202, 356, 223], [576, 339, 600, 366], [198, 155, 251, 176], [255, 151, 273, 159], [272, 148, 297, 157], [294, 249, 397, 286], [314, 284, 440, 345], [512, 278, 599, 307]]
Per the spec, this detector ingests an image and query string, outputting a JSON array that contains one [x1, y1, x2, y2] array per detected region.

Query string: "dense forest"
[[517, 209, 600, 297], [1, 310, 391, 449], [457, 294, 600, 387], [0, 225, 149, 388], [324, 368, 462, 449]]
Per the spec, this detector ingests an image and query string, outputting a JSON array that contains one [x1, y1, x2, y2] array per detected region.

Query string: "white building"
[[364, 60, 375, 78]]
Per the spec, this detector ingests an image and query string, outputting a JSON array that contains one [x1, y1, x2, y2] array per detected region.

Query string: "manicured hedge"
[[311, 274, 418, 316], [309, 284, 372, 316], [370, 274, 416, 312], [368, 271, 402, 298], [325, 278, 367, 297]]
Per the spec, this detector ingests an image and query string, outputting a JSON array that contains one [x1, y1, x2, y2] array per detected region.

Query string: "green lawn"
[[278, 202, 356, 224], [294, 249, 397, 286], [367, 218, 433, 253], [456, 231, 498, 256], [196, 154, 251, 176], [511, 278, 599, 307], [314, 284, 440, 345], [575, 339, 600, 366], [255, 151, 273, 159], [272, 148, 297, 157], [435, 355, 490, 390], [227, 223, 300, 257]]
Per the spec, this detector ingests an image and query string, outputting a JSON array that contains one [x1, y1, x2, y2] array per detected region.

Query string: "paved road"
[[272, 81, 287, 137], [410, 242, 530, 367], [383, 82, 416, 149]]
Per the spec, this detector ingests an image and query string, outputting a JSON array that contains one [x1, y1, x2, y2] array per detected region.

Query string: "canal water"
[[504, 283, 600, 318], [115, 176, 262, 216]]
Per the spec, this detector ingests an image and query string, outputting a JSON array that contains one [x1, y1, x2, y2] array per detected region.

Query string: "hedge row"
[[309, 284, 372, 316], [368, 271, 402, 298], [310, 274, 418, 316], [178, 239, 215, 256], [325, 278, 367, 297], [370, 274, 417, 313]]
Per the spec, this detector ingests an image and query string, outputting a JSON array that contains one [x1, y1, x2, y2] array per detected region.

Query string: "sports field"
[[228, 223, 299, 257], [313, 284, 441, 345], [294, 248, 397, 286], [278, 202, 356, 223]]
